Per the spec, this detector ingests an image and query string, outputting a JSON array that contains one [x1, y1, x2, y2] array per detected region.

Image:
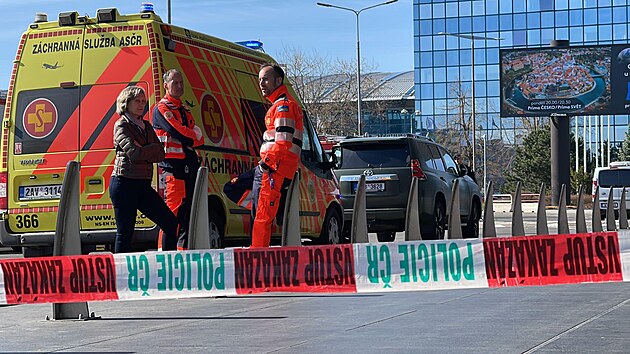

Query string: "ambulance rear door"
[[8, 26, 83, 235], [79, 21, 154, 230]]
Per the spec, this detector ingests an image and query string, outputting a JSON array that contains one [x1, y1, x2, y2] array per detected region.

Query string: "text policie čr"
[[367, 243, 476, 287], [126, 252, 226, 294]]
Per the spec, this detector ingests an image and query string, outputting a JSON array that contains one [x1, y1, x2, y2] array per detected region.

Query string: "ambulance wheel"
[[208, 209, 225, 249], [22, 246, 52, 258], [315, 208, 342, 245]]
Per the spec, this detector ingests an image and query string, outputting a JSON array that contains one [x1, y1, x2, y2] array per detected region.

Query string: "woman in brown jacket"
[[110, 86, 177, 253]]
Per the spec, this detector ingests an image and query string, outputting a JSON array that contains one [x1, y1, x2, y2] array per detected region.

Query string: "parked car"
[[592, 161, 630, 219], [333, 135, 482, 241]]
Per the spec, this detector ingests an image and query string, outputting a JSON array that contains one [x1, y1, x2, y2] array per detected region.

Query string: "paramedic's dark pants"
[[110, 176, 178, 253]]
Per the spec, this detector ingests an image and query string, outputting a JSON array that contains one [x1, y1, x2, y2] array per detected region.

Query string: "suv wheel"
[[315, 208, 342, 244], [423, 200, 446, 240], [376, 232, 396, 242], [462, 201, 480, 238]]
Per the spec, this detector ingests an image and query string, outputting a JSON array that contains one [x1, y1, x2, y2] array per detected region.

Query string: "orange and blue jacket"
[[260, 85, 304, 179]]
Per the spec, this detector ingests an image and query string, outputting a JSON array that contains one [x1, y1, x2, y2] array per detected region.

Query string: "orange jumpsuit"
[[152, 94, 204, 250], [251, 85, 304, 247]]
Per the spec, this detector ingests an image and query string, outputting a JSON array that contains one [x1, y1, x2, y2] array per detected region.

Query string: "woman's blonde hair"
[[116, 86, 146, 115]]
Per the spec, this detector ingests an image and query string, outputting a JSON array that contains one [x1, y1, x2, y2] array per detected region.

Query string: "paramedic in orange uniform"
[[152, 69, 205, 250], [251, 63, 304, 247]]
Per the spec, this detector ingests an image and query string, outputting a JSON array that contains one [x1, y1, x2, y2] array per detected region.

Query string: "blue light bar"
[[141, 2, 154, 13], [236, 40, 264, 51]]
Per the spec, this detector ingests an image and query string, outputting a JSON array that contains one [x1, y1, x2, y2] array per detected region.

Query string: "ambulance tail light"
[[411, 159, 426, 180], [0, 172, 7, 210], [96, 8, 119, 23], [592, 179, 597, 200]]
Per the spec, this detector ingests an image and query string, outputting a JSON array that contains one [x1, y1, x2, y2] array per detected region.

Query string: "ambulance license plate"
[[19, 184, 62, 201]]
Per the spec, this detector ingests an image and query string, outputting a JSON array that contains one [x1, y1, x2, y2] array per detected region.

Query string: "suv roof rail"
[[356, 132, 434, 141]]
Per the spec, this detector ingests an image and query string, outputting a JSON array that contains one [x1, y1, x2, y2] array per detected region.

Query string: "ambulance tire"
[[22, 246, 53, 258], [315, 208, 342, 245], [208, 209, 225, 249]]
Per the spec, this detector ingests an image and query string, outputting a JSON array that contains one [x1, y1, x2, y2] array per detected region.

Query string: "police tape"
[[1, 230, 630, 305]]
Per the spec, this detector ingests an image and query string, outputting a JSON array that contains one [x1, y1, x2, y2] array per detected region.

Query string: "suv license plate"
[[354, 182, 385, 193], [19, 184, 62, 201]]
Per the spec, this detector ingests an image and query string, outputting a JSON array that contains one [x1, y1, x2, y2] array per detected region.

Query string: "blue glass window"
[[447, 50, 459, 65], [486, 15, 499, 31], [473, 64, 486, 80], [421, 36, 433, 51], [472, 1, 485, 16], [421, 68, 433, 82], [541, 12, 554, 28], [435, 83, 447, 99], [474, 47, 486, 64], [513, 1, 526, 12], [500, 14, 512, 30], [446, 18, 458, 33], [513, 13, 527, 29], [433, 3, 445, 18], [419, 4, 432, 18], [474, 82, 486, 97], [513, 30, 527, 46], [445, 35, 459, 49], [499, 31, 513, 46], [460, 49, 472, 65], [570, 26, 584, 42], [598, 0, 611, 5], [420, 20, 432, 35], [447, 66, 459, 81], [487, 48, 500, 64], [421, 84, 433, 99], [487, 80, 500, 96], [613, 0, 626, 5], [613, 7, 627, 23], [556, 0, 569, 9], [446, 2, 458, 17], [527, 29, 541, 45], [613, 24, 627, 40], [555, 11, 569, 27], [434, 67, 446, 82], [473, 16, 485, 32], [433, 35, 446, 50], [584, 0, 597, 7], [584, 25, 597, 42], [499, 0, 512, 13], [540, 0, 554, 10], [528, 12, 540, 28], [434, 51, 446, 66], [598, 7, 613, 24], [584, 9, 597, 25], [569, 9, 583, 25], [569, 0, 582, 8], [486, 0, 499, 14], [459, 17, 472, 32], [541, 28, 554, 43], [528, 0, 540, 11], [459, 1, 471, 16], [433, 19, 446, 34], [487, 64, 499, 80], [421, 52, 433, 66], [421, 100, 434, 115], [599, 24, 612, 41], [555, 27, 569, 40]]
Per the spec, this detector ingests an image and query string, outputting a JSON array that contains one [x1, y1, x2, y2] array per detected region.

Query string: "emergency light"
[[141, 2, 154, 13], [236, 40, 264, 52]]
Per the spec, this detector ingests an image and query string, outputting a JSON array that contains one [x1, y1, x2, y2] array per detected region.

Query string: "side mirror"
[[324, 151, 339, 170]]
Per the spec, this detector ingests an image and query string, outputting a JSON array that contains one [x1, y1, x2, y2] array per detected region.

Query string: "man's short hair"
[[163, 68, 181, 84], [116, 86, 146, 115], [260, 63, 284, 83]]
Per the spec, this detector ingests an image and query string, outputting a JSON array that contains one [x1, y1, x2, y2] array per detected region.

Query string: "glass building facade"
[[413, 0, 630, 160]]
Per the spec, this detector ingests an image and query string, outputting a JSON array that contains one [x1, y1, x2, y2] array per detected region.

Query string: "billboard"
[[500, 44, 630, 117]]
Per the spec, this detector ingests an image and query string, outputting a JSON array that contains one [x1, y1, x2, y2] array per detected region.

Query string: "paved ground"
[[1, 282, 629, 353]]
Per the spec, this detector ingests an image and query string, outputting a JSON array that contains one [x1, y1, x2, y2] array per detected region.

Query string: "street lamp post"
[[317, 0, 398, 136], [438, 32, 502, 172]]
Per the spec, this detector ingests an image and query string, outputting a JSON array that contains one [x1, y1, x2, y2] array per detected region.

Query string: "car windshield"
[[599, 169, 630, 188], [340, 142, 410, 169]]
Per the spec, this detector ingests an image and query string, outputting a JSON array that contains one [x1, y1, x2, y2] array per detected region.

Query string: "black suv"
[[333, 135, 482, 241]]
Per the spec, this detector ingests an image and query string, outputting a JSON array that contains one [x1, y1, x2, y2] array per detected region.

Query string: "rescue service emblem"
[[22, 98, 58, 139], [201, 93, 223, 144]]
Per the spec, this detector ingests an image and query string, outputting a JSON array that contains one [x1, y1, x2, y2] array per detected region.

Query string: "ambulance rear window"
[[599, 170, 630, 188]]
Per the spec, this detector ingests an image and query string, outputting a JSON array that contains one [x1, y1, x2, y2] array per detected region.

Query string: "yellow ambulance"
[[0, 7, 343, 256]]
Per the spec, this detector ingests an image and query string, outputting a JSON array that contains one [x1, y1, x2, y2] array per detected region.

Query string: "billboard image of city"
[[500, 45, 619, 117]]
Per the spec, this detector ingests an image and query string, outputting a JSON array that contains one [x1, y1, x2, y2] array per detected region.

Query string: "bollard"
[[557, 184, 569, 234], [482, 181, 496, 238], [536, 183, 549, 235], [619, 187, 628, 230], [592, 186, 603, 232], [446, 179, 462, 239], [351, 174, 368, 243], [50, 161, 95, 321], [281, 171, 301, 246], [188, 167, 211, 250], [606, 186, 616, 231], [575, 184, 588, 233], [511, 181, 525, 236], [404, 177, 422, 241]]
